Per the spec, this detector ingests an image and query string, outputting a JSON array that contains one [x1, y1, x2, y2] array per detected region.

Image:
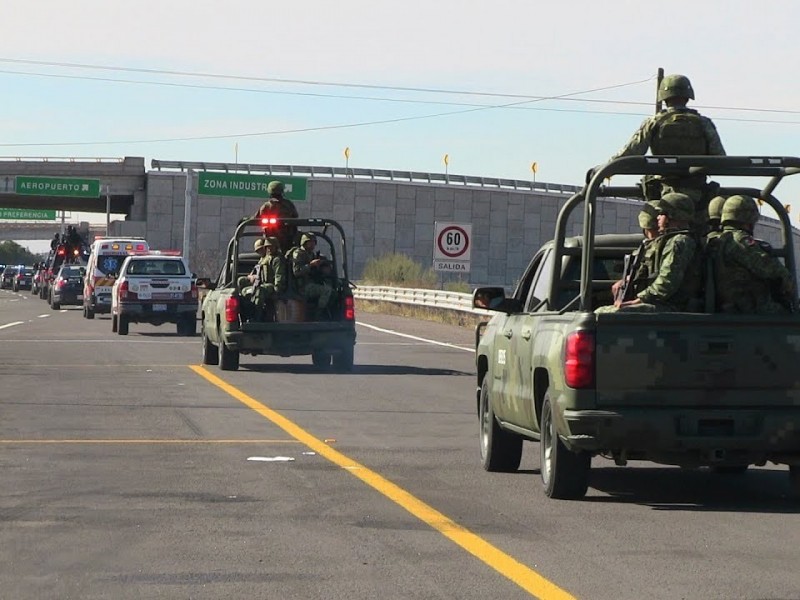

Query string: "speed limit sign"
[[433, 222, 472, 272]]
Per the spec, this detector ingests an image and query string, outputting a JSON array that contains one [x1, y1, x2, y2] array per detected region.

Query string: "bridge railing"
[[150, 160, 581, 195]]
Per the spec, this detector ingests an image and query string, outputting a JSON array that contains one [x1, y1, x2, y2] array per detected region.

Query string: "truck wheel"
[[118, 315, 129, 336], [178, 316, 197, 337], [84, 304, 95, 320], [312, 351, 331, 369], [789, 466, 800, 499], [202, 328, 219, 365], [50, 295, 60, 310], [540, 392, 590, 499], [111, 314, 118, 333], [332, 344, 354, 373], [218, 341, 239, 371], [479, 378, 522, 472]]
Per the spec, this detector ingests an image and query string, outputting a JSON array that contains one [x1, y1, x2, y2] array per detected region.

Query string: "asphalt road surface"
[[0, 288, 798, 600]]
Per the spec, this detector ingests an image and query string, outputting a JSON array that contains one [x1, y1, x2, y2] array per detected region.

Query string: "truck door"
[[508, 250, 553, 429]]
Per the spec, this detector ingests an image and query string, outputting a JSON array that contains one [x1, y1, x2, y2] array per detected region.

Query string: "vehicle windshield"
[[60, 266, 85, 278], [127, 259, 186, 276], [96, 254, 126, 276]]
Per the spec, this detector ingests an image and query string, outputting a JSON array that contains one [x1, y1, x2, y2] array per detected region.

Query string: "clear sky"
[[3, 0, 800, 253]]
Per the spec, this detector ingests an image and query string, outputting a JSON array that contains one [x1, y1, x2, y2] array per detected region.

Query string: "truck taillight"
[[190, 283, 198, 299], [344, 296, 355, 321], [225, 296, 239, 323], [55, 278, 65, 290], [119, 280, 129, 300], [565, 331, 595, 389]]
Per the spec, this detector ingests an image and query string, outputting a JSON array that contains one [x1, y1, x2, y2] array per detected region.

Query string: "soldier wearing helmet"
[[238, 236, 287, 321], [597, 193, 702, 313], [607, 74, 725, 228], [706, 195, 727, 237], [711, 195, 794, 314], [610, 201, 661, 303], [287, 232, 334, 320], [254, 180, 299, 252]]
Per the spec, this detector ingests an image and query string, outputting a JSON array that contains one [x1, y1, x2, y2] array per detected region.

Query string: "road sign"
[[15, 176, 101, 198], [0, 208, 57, 220], [433, 222, 472, 273], [197, 172, 307, 200]]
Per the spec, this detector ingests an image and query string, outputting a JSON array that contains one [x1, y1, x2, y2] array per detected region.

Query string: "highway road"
[[0, 288, 798, 600]]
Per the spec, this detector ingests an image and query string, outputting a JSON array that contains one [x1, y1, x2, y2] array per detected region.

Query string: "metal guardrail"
[[353, 285, 492, 317], [150, 159, 580, 195]]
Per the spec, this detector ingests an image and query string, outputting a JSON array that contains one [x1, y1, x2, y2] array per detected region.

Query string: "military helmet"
[[267, 180, 284, 196], [721, 194, 759, 225], [638, 201, 660, 229], [658, 74, 695, 102], [253, 238, 267, 251], [659, 192, 695, 222], [300, 233, 315, 246], [264, 236, 280, 247], [707, 196, 727, 221]]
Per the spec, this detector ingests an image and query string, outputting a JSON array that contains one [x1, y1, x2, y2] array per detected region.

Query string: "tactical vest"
[[651, 109, 708, 155], [647, 229, 704, 310]]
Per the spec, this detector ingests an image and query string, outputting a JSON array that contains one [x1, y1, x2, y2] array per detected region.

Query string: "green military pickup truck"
[[200, 217, 356, 372], [474, 156, 800, 500]]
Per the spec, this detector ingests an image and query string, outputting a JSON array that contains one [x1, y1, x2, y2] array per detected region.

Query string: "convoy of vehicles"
[[200, 216, 356, 372], [473, 155, 800, 500], [111, 253, 198, 336]]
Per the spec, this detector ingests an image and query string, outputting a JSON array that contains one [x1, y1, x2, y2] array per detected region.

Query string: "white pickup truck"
[[111, 253, 198, 336]]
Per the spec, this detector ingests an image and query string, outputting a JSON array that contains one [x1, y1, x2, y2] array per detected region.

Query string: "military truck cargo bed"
[[474, 156, 800, 500]]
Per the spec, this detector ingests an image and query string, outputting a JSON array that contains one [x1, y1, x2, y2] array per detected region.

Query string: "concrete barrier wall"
[[111, 171, 800, 288]]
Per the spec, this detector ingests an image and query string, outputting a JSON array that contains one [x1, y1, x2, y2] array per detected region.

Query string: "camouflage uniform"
[[289, 233, 334, 319], [255, 181, 299, 252], [611, 75, 725, 230], [239, 237, 287, 312], [711, 195, 794, 314], [597, 193, 702, 313]]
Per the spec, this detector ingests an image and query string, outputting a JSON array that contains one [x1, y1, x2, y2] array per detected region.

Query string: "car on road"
[[1, 265, 19, 289], [111, 253, 198, 336], [49, 264, 86, 310], [12, 266, 35, 292]]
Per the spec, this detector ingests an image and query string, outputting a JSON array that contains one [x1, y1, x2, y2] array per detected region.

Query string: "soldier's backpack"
[[651, 109, 708, 155]]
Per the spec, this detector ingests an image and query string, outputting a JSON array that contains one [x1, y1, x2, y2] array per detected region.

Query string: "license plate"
[[153, 304, 167, 312]]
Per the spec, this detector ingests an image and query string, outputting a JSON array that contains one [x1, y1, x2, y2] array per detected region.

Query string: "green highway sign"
[[0, 207, 57, 220], [198, 172, 307, 200], [15, 176, 101, 198]]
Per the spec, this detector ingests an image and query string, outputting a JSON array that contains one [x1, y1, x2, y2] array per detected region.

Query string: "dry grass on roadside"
[[356, 299, 488, 330]]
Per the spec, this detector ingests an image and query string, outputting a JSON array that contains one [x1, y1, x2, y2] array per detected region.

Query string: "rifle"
[[615, 243, 646, 303]]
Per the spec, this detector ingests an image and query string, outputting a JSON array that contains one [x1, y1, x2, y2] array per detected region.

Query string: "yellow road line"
[[190, 365, 576, 600], [0, 439, 301, 444]]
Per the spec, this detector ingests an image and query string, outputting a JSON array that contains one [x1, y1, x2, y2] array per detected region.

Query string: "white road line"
[[0, 321, 24, 331], [357, 321, 472, 352], [37, 314, 50, 318]]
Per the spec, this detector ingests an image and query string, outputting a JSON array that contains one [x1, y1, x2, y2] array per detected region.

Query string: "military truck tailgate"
[[594, 312, 800, 407]]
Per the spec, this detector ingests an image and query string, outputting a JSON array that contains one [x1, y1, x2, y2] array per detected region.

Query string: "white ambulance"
[[82, 237, 149, 319]]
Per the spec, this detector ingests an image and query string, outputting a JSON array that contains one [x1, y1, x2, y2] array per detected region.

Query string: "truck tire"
[[118, 315, 129, 336], [479, 378, 522, 472], [312, 351, 331, 369], [84, 304, 95, 320], [789, 466, 800, 500], [540, 392, 590, 499], [218, 341, 239, 371], [179, 316, 197, 337], [50, 295, 60, 310], [332, 344, 354, 373], [202, 328, 219, 365], [111, 314, 118, 333]]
